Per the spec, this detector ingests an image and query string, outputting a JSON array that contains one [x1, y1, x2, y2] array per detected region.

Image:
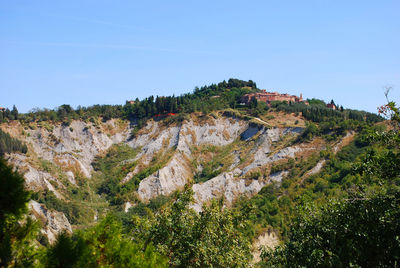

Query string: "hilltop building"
[[326, 103, 336, 110], [240, 90, 307, 105]]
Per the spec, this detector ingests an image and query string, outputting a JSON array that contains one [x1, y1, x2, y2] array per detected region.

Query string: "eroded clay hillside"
[[1, 111, 353, 243]]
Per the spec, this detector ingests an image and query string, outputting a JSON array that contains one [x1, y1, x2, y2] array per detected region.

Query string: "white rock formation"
[[136, 123, 303, 207], [252, 230, 280, 263], [7, 154, 63, 199], [65, 171, 76, 185], [24, 166, 63, 199], [127, 117, 247, 163], [128, 123, 181, 164], [25, 120, 131, 178], [137, 153, 192, 200], [29, 200, 72, 244], [304, 160, 326, 177], [135, 117, 249, 200], [124, 202, 133, 213], [191, 170, 288, 212], [191, 170, 267, 211], [269, 171, 289, 182], [3, 116, 310, 238], [241, 128, 302, 175]]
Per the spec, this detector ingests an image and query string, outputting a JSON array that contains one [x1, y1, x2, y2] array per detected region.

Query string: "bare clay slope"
[[2, 112, 351, 242]]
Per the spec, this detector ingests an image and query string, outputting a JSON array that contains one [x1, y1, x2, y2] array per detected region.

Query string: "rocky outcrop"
[[26, 120, 130, 177], [252, 229, 280, 263], [124, 202, 133, 213], [191, 170, 288, 212], [4, 119, 133, 196], [191, 169, 266, 211], [3, 119, 132, 243], [127, 122, 180, 164], [127, 117, 247, 161], [135, 121, 304, 207], [137, 153, 192, 200], [241, 127, 302, 175], [304, 160, 326, 178], [183, 117, 246, 146], [7, 154, 63, 199], [29, 200, 72, 244], [135, 117, 249, 200]]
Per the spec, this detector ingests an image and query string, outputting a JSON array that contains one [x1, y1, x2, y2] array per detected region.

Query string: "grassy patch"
[[93, 144, 140, 180], [94, 144, 174, 206], [193, 142, 237, 183]]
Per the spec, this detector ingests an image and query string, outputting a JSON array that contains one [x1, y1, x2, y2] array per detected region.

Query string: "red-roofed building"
[[240, 90, 307, 105], [327, 103, 336, 110]]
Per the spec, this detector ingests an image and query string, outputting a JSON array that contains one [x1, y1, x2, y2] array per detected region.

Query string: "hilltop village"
[[240, 90, 308, 106]]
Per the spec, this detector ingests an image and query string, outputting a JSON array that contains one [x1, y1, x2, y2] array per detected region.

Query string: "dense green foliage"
[[110, 187, 252, 267], [0, 158, 39, 267], [0, 158, 30, 220], [235, 151, 330, 238], [262, 191, 400, 267], [6, 79, 255, 126], [123, 79, 255, 128], [296, 119, 371, 144], [32, 189, 94, 226], [0, 105, 19, 122], [0, 128, 27, 155], [274, 101, 382, 124], [93, 144, 140, 206], [42, 188, 254, 268], [20, 104, 125, 124], [144, 188, 252, 267], [45, 216, 167, 268]]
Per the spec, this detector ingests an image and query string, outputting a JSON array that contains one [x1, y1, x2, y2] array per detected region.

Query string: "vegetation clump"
[[0, 128, 27, 155], [262, 191, 400, 267], [0, 158, 39, 267]]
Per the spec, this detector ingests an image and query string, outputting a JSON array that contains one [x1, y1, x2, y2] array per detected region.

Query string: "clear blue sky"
[[1, 0, 399, 113]]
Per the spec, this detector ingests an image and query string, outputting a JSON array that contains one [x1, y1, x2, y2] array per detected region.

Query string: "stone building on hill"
[[240, 90, 307, 105]]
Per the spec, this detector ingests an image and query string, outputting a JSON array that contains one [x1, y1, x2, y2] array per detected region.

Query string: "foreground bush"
[[262, 191, 400, 267]]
